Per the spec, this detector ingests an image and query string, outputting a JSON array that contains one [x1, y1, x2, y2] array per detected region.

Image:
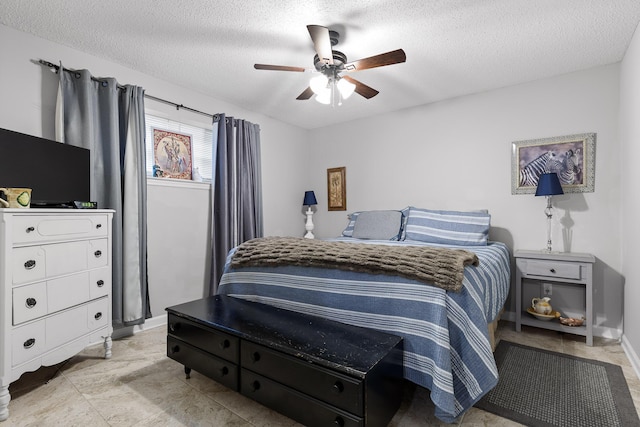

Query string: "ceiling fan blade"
[[343, 49, 406, 72], [342, 76, 379, 99], [254, 64, 306, 72], [307, 25, 334, 65], [296, 87, 315, 100]]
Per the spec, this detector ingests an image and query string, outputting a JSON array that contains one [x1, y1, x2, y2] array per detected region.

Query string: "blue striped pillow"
[[404, 207, 490, 246], [341, 212, 361, 237]]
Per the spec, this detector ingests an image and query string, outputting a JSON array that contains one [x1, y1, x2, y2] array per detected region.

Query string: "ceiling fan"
[[254, 25, 406, 104]]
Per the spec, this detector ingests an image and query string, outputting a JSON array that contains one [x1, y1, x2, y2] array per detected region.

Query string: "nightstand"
[[515, 250, 595, 346]]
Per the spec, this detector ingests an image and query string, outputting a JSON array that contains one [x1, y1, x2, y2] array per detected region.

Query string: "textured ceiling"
[[1, 0, 640, 130]]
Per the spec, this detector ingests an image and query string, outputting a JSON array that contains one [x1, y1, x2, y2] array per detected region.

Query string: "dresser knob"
[[26, 226, 35, 233], [25, 297, 37, 308], [220, 366, 229, 376], [332, 381, 344, 394], [23, 338, 36, 349], [220, 339, 230, 349], [94, 312, 102, 320], [171, 345, 180, 354], [550, 268, 556, 273], [97, 279, 105, 287], [94, 250, 102, 258], [96, 224, 102, 229], [251, 352, 261, 362], [24, 259, 36, 270], [333, 416, 345, 427], [251, 380, 261, 392]]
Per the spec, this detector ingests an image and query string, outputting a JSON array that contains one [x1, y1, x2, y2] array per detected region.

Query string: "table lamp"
[[303, 191, 318, 239], [535, 172, 564, 252]]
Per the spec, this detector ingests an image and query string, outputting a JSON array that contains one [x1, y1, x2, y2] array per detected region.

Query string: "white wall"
[[307, 65, 623, 335], [0, 24, 309, 322], [620, 22, 640, 371]]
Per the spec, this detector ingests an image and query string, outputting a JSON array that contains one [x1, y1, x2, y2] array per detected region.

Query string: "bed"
[[217, 207, 511, 423]]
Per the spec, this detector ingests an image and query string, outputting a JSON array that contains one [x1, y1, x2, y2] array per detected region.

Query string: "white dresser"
[[0, 209, 114, 421]]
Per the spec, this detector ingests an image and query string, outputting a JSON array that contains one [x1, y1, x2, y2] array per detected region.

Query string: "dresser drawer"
[[241, 369, 363, 427], [12, 282, 48, 324], [168, 314, 239, 363], [167, 336, 239, 391], [89, 267, 111, 300], [12, 239, 108, 285], [521, 259, 582, 280], [46, 297, 109, 349], [241, 341, 363, 415], [12, 320, 46, 366], [11, 215, 109, 245]]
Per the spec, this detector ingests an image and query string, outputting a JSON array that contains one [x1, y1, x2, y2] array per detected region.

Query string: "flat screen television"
[[0, 127, 91, 207]]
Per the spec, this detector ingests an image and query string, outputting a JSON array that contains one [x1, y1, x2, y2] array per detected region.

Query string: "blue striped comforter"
[[218, 238, 511, 423]]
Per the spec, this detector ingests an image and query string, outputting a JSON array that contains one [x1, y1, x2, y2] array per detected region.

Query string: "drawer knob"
[[94, 250, 102, 258], [169, 322, 181, 332], [334, 416, 345, 427], [332, 381, 344, 394], [94, 312, 103, 320], [97, 279, 105, 287], [251, 380, 261, 392], [26, 226, 35, 233], [96, 224, 102, 229], [171, 345, 180, 354], [25, 297, 37, 308], [24, 259, 36, 270], [251, 351, 261, 362], [23, 338, 36, 349], [220, 366, 229, 376], [549, 268, 556, 274], [220, 339, 230, 349]]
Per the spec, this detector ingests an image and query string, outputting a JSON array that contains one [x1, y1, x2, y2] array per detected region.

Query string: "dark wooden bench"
[[166, 295, 404, 427]]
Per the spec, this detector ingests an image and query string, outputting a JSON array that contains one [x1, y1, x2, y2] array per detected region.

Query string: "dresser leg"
[[185, 366, 191, 379], [103, 335, 112, 359], [0, 385, 10, 421]]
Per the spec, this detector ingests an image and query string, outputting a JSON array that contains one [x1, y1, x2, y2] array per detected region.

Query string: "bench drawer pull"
[[169, 322, 181, 332], [251, 351, 261, 362], [251, 380, 261, 392], [220, 339, 231, 349], [220, 366, 229, 376], [332, 381, 344, 394], [334, 417, 345, 427]]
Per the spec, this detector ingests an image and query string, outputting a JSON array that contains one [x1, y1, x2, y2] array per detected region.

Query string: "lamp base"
[[304, 208, 314, 239]]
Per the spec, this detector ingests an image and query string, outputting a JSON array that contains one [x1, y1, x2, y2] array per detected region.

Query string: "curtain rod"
[[38, 59, 220, 122]]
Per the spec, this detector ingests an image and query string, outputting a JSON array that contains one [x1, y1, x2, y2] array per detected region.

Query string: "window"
[[145, 114, 215, 182]]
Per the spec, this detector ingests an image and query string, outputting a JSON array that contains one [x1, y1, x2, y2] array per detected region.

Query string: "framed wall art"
[[327, 167, 347, 211], [153, 129, 193, 180], [511, 133, 596, 195]]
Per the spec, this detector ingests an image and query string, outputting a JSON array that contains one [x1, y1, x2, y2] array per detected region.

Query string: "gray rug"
[[476, 341, 640, 427]]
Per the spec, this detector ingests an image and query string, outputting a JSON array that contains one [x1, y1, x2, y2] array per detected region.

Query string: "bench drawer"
[[167, 314, 239, 362], [167, 336, 238, 391], [241, 340, 363, 415], [241, 369, 363, 427]]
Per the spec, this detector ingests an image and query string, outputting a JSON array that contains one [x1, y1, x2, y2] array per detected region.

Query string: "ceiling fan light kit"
[[254, 24, 406, 106]]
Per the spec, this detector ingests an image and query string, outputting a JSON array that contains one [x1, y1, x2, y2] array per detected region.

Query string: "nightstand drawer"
[[522, 259, 581, 280]]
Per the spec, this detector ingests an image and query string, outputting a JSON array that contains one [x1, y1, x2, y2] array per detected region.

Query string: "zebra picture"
[[512, 133, 595, 195]]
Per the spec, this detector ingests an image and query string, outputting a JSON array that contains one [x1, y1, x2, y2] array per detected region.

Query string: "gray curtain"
[[209, 114, 263, 294], [55, 65, 150, 327]]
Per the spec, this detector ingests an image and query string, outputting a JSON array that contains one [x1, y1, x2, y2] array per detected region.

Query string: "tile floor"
[[3, 321, 640, 426]]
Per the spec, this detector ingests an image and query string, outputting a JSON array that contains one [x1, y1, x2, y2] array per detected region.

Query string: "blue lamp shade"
[[535, 173, 564, 196], [303, 191, 318, 206]]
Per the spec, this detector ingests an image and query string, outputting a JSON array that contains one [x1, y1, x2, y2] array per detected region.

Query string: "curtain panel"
[[210, 114, 263, 294], [55, 65, 150, 327]]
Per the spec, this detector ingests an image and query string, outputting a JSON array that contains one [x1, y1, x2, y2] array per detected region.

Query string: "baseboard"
[[621, 334, 640, 380], [111, 313, 167, 340]]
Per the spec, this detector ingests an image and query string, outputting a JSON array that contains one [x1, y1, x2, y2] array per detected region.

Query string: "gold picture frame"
[[152, 128, 193, 180], [511, 133, 596, 194], [327, 167, 347, 211]]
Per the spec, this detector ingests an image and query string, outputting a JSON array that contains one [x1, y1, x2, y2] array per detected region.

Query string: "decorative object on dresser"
[[515, 250, 595, 345], [535, 172, 564, 252], [0, 209, 114, 421], [302, 190, 317, 239], [166, 295, 404, 427]]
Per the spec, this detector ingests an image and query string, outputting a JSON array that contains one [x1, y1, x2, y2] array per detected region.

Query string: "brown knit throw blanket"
[[229, 237, 479, 292]]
